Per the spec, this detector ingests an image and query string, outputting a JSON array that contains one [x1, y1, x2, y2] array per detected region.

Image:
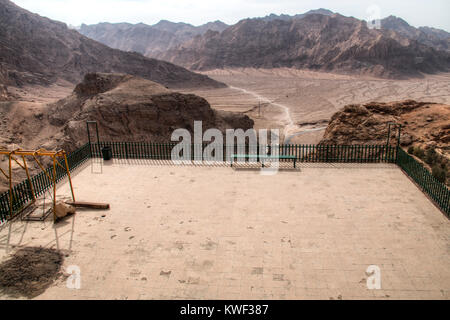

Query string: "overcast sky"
[[12, 0, 450, 31]]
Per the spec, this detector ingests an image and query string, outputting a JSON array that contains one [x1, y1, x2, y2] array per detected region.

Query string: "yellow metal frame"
[[0, 148, 75, 221]]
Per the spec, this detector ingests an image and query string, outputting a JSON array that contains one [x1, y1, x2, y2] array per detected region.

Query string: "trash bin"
[[101, 146, 112, 161]]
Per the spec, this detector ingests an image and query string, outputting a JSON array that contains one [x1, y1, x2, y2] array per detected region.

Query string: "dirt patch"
[[0, 247, 64, 298]]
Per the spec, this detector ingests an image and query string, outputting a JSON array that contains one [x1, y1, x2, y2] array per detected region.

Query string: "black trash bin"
[[101, 146, 113, 161]]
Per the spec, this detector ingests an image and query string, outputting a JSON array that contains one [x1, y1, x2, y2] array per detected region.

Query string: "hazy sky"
[[12, 0, 450, 31]]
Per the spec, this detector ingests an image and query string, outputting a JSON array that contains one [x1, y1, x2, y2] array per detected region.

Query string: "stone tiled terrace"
[[0, 159, 449, 300]]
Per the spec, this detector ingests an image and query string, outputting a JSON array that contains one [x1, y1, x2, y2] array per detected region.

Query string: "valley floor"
[[2, 68, 450, 150], [0, 159, 448, 300], [183, 68, 450, 144]]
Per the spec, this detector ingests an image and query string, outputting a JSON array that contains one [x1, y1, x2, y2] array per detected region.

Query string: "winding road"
[[229, 86, 326, 143]]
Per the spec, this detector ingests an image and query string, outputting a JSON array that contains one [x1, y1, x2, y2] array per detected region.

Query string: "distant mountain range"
[[78, 9, 335, 57], [0, 0, 223, 88], [79, 20, 229, 57], [257, 8, 334, 22], [79, 9, 450, 78]]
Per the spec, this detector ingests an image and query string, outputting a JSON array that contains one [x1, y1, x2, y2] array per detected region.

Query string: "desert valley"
[[0, 0, 449, 302]]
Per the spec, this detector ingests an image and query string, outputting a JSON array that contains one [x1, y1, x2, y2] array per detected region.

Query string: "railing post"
[[395, 125, 402, 163]]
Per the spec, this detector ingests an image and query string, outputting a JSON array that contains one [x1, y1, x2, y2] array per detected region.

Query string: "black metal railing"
[[397, 147, 449, 216], [89, 142, 398, 163], [2, 141, 448, 222]]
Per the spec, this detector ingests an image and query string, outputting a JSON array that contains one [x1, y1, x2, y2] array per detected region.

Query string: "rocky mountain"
[[0, 0, 223, 89], [156, 13, 450, 78], [78, 10, 332, 58], [79, 20, 229, 57], [320, 100, 450, 152], [77, 8, 450, 79], [78, 22, 178, 57], [381, 16, 450, 52]]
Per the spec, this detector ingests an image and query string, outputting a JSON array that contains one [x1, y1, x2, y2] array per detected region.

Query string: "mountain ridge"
[[79, 8, 450, 79], [79, 19, 229, 57], [155, 13, 450, 78]]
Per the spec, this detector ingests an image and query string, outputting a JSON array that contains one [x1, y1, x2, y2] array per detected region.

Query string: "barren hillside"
[[0, 0, 223, 89]]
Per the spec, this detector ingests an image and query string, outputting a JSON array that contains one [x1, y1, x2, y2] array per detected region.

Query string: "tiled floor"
[[0, 159, 449, 299]]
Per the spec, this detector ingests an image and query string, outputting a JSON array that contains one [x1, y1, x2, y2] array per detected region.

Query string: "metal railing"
[[1, 141, 448, 222], [397, 147, 449, 216], [89, 142, 398, 163]]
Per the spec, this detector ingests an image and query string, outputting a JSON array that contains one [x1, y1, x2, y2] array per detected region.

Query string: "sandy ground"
[[0, 159, 448, 300], [182, 68, 450, 144]]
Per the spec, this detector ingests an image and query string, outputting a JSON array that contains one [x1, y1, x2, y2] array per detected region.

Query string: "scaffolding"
[[0, 148, 75, 221]]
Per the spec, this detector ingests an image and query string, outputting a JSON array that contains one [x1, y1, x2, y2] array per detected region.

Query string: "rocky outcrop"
[[73, 73, 131, 97], [0, 0, 224, 89], [48, 73, 253, 151], [320, 100, 450, 154]]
